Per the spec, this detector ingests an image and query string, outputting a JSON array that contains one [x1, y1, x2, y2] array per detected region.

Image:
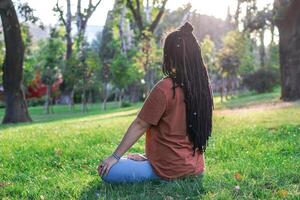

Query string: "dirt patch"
[[215, 101, 297, 115]]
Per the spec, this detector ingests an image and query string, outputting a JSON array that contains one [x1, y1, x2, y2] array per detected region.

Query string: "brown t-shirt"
[[138, 77, 204, 180]]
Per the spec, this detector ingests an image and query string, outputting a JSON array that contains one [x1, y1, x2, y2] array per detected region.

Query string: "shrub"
[[28, 98, 45, 107], [121, 101, 131, 108], [243, 69, 279, 93]]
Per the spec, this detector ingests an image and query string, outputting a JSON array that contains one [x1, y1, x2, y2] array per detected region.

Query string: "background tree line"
[[0, 0, 299, 124]]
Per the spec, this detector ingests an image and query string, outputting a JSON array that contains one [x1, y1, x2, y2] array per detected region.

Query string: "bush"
[[27, 98, 45, 107], [121, 101, 131, 108], [243, 69, 279, 93]]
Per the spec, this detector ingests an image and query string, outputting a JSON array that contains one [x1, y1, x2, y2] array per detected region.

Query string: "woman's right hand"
[[127, 153, 147, 161], [98, 155, 118, 177]]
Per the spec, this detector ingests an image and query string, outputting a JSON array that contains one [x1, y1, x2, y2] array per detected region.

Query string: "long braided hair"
[[162, 22, 213, 154]]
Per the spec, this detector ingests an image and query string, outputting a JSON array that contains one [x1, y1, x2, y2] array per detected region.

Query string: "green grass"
[[0, 91, 300, 199], [214, 87, 281, 109]]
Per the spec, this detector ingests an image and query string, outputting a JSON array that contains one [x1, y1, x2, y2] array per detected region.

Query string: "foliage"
[[218, 31, 244, 75], [201, 35, 217, 74], [17, 2, 40, 24], [266, 43, 280, 70], [34, 28, 65, 86], [239, 33, 257, 76], [22, 24, 35, 86], [243, 68, 279, 93], [85, 46, 102, 90], [111, 49, 143, 90], [121, 100, 132, 108]]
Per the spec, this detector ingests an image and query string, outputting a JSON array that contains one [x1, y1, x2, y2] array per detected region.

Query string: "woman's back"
[[138, 77, 204, 179]]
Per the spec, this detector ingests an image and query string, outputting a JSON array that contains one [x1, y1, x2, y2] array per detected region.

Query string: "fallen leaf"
[[277, 189, 288, 198], [81, 164, 89, 169], [54, 148, 62, 156], [234, 172, 242, 180], [0, 182, 10, 187]]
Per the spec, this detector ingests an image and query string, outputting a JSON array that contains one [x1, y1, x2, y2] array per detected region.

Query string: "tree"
[[0, 0, 32, 123], [201, 35, 216, 74], [217, 31, 247, 100], [22, 24, 36, 87], [111, 50, 142, 107], [243, 6, 273, 69], [55, 0, 72, 61], [34, 28, 65, 114], [126, 0, 168, 95], [274, 0, 300, 100], [99, 10, 114, 110], [54, 0, 75, 109], [54, 0, 102, 111], [76, 0, 102, 113]]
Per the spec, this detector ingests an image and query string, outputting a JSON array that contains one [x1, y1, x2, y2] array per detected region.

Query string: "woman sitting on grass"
[[98, 22, 213, 183]]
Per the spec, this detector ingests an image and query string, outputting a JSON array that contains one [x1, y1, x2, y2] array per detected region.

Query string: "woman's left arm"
[[98, 117, 150, 177]]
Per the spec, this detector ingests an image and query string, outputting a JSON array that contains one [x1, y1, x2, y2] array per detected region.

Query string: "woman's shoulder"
[[155, 77, 173, 90]]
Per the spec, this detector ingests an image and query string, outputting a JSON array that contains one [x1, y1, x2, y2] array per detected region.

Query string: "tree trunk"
[[66, 0, 72, 60], [143, 37, 153, 96], [118, 88, 124, 108], [275, 1, 300, 100], [88, 90, 93, 108], [119, 5, 128, 54], [129, 83, 140, 102], [234, 1, 241, 28], [0, 0, 32, 124], [45, 85, 51, 114], [81, 87, 87, 113], [220, 76, 224, 103], [102, 82, 108, 111], [69, 88, 75, 111], [259, 28, 266, 68]]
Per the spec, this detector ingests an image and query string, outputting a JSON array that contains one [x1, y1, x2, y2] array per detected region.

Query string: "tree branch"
[[80, 0, 102, 31], [85, 0, 102, 22], [55, 0, 66, 26], [126, 0, 143, 32], [148, 0, 167, 33]]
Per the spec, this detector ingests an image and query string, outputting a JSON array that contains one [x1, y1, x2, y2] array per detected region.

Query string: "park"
[[0, 0, 299, 199]]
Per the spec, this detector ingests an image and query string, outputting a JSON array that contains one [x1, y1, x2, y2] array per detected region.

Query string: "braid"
[[162, 22, 214, 154]]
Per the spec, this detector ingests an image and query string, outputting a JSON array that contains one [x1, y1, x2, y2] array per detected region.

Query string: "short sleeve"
[[137, 85, 167, 126]]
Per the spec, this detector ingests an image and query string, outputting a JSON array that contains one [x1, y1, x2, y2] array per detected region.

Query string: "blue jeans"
[[101, 158, 161, 183]]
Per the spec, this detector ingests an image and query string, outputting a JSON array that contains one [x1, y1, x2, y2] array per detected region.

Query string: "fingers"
[[100, 163, 108, 177], [98, 162, 112, 177], [98, 163, 104, 176], [98, 156, 119, 177], [104, 164, 111, 177]]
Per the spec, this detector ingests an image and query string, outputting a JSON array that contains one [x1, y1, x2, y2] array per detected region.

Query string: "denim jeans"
[[101, 158, 161, 183]]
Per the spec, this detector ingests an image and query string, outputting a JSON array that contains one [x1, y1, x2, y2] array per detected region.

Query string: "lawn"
[[0, 91, 299, 199]]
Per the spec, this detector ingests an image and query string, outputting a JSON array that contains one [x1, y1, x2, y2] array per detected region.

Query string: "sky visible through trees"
[[26, 0, 273, 26]]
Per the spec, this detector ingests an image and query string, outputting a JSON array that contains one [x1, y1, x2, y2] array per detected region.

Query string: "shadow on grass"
[[0, 105, 140, 131], [79, 176, 205, 200]]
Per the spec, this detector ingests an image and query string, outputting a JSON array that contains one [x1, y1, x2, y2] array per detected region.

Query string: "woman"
[[98, 22, 213, 183]]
